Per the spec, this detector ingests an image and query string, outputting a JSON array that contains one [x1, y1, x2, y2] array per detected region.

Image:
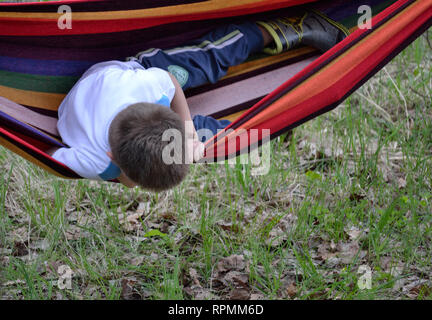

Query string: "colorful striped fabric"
[[0, 0, 431, 179]]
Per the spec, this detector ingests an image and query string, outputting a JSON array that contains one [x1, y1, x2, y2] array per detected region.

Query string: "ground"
[[0, 29, 431, 300]]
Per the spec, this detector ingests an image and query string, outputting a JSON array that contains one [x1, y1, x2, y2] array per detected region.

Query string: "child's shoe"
[[257, 11, 349, 55]]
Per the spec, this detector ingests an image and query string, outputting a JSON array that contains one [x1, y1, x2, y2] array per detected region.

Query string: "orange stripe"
[[214, 0, 430, 148], [223, 47, 316, 79], [0, 0, 308, 20], [0, 48, 314, 111]]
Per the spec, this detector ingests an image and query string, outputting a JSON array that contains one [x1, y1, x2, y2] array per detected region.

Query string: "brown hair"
[[109, 102, 189, 191]]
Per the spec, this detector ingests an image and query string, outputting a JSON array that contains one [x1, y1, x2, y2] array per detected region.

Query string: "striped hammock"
[[0, 0, 431, 179]]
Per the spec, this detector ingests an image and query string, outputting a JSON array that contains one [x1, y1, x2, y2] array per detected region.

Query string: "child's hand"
[[193, 140, 205, 162], [184, 123, 204, 163], [191, 128, 205, 162]]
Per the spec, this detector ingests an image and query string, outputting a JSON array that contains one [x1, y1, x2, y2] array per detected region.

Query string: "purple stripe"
[[0, 55, 93, 76], [0, 26, 214, 60], [0, 110, 65, 148], [229, 0, 414, 130], [221, 17, 430, 161], [0, 6, 299, 58], [0, 129, 79, 178], [269, 15, 432, 147], [218, 5, 432, 161], [0, 19, 225, 49]]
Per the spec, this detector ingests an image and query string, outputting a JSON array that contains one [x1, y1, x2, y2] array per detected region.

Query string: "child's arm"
[[168, 73, 194, 129], [168, 73, 204, 162]]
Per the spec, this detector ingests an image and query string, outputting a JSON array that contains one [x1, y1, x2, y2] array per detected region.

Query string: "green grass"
[[0, 30, 431, 300]]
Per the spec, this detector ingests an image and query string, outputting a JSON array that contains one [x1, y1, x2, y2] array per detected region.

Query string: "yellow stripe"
[[273, 23, 291, 50], [212, 0, 430, 148], [218, 110, 246, 122], [0, 85, 65, 111], [0, 47, 314, 111], [0, 0, 289, 20], [215, 50, 316, 121], [223, 46, 316, 79]]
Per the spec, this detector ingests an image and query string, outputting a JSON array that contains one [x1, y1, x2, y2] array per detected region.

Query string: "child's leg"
[[129, 22, 264, 90], [192, 115, 231, 142]]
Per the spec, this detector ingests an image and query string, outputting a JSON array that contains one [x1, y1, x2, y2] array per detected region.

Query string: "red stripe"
[[218, 0, 413, 135], [206, 0, 431, 158], [259, 2, 431, 136], [0, 1, 314, 36], [0, 127, 78, 176], [0, 0, 103, 7], [11, 130, 51, 151]]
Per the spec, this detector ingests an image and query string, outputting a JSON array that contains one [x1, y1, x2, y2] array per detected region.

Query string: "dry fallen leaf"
[[345, 226, 362, 241], [402, 278, 431, 298], [121, 277, 142, 300], [317, 240, 365, 265], [10, 226, 28, 243], [183, 285, 215, 300], [119, 212, 145, 232], [211, 254, 251, 299], [2, 279, 26, 287], [408, 284, 431, 298], [223, 271, 249, 288], [189, 268, 201, 287], [216, 255, 246, 273], [317, 243, 336, 261], [183, 267, 216, 300], [336, 241, 364, 264], [286, 282, 298, 298], [250, 293, 265, 300], [12, 241, 28, 257], [397, 177, 407, 189], [229, 288, 250, 300], [29, 239, 49, 251], [130, 255, 145, 266], [136, 202, 150, 215], [216, 220, 240, 233], [279, 277, 298, 299], [65, 225, 90, 240]]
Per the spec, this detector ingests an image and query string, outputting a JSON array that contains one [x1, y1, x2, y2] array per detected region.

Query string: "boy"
[[50, 11, 347, 190]]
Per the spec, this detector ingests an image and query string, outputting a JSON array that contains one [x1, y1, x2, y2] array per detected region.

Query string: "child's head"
[[109, 102, 189, 191]]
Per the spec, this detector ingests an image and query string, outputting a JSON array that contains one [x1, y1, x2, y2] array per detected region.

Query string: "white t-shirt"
[[52, 60, 176, 180]]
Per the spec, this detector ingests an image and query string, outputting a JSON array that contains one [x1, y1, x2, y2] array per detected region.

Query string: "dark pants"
[[129, 22, 264, 139]]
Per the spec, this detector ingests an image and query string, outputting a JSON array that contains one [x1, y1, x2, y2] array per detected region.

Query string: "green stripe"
[[0, 70, 78, 94], [339, 0, 399, 29]]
